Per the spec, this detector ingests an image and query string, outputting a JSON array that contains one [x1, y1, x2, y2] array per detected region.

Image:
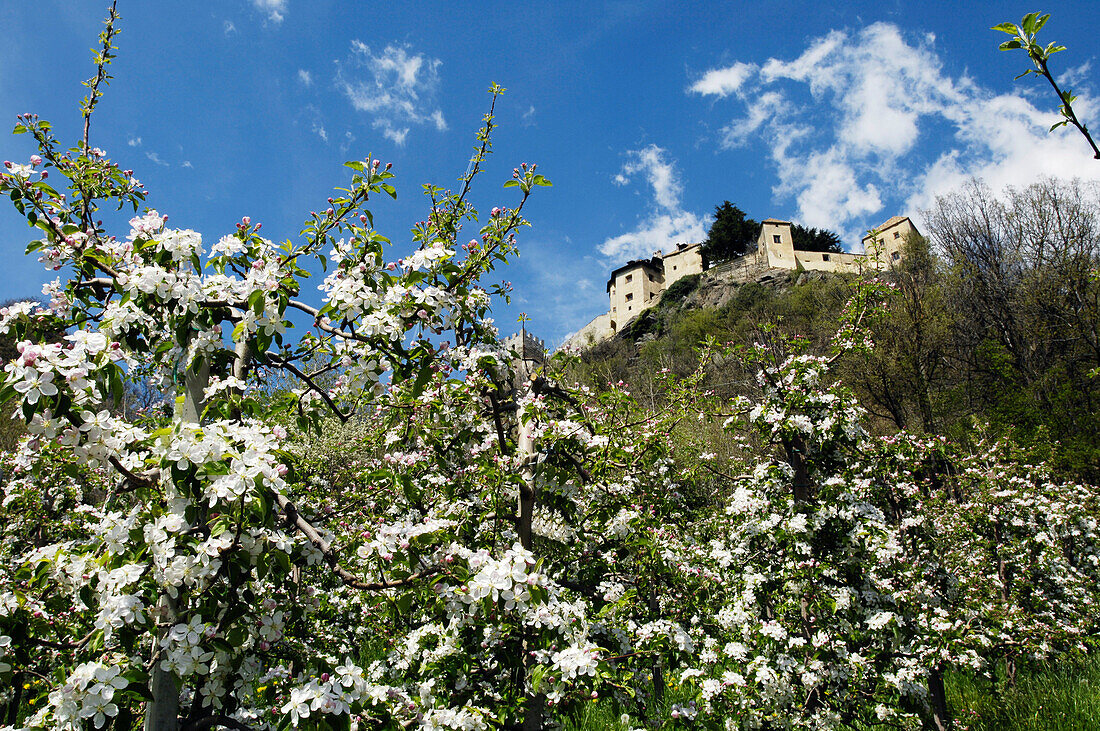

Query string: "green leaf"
[[1033, 12, 1050, 34], [400, 474, 419, 505], [1021, 12, 1039, 35], [411, 361, 433, 397], [79, 584, 96, 610], [530, 664, 548, 693], [999, 39, 1023, 51], [345, 160, 365, 172], [503, 180, 520, 188], [991, 22, 1019, 34]]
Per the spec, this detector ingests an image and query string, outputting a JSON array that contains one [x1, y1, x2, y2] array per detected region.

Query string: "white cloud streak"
[[336, 42, 447, 147], [252, 0, 286, 24], [599, 145, 707, 263], [690, 23, 1100, 241], [688, 61, 756, 98], [297, 69, 312, 87]]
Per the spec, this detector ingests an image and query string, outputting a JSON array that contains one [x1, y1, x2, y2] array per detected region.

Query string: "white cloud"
[[336, 42, 446, 146], [182, 161, 193, 169], [689, 61, 757, 98], [297, 69, 312, 87], [340, 130, 356, 155], [522, 105, 536, 126], [1058, 60, 1092, 88], [224, 20, 236, 35], [145, 151, 169, 167], [375, 121, 407, 146], [429, 109, 447, 131], [719, 91, 784, 148], [616, 145, 682, 210], [599, 145, 707, 262], [513, 239, 609, 347], [252, 0, 286, 23], [127, 137, 142, 147], [312, 121, 328, 142], [692, 22, 1100, 242]]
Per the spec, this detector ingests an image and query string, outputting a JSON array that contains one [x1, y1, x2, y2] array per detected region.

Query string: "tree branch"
[[272, 490, 440, 591]]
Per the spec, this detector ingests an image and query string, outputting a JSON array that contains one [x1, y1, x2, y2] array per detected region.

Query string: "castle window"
[[773, 234, 782, 244], [625, 274, 633, 283], [893, 231, 901, 239], [822, 254, 830, 261], [625, 293, 633, 302], [892, 251, 901, 260], [673, 266, 677, 271]]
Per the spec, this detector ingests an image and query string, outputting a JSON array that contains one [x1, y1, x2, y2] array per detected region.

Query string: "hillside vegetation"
[[567, 178, 1100, 480]]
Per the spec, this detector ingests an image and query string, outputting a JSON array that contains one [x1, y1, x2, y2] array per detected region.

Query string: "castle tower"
[[861, 216, 917, 266], [757, 219, 796, 268], [503, 327, 547, 388]]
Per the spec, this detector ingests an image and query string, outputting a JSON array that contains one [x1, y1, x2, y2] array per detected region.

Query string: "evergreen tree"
[[791, 224, 843, 253], [701, 201, 760, 267]]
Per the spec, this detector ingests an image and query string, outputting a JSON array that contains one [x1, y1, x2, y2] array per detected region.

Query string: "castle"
[[566, 215, 918, 347]]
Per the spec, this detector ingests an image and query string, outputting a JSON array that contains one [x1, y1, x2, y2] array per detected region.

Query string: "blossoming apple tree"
[[3, 7, 1100, 731]]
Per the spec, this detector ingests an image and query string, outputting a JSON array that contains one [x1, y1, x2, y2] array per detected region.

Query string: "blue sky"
[[2, 1, 1098, 346]]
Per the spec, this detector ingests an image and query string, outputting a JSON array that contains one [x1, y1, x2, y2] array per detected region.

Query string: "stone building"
[[563, 215, 918, 349], [502, 327, 547, 388], [604, 242, 704, 335], [752, 215, 918, 273]]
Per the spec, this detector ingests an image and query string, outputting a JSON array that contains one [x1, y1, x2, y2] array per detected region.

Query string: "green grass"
[[559, 657, 1100, 730], [947, 658, 1100, 730]]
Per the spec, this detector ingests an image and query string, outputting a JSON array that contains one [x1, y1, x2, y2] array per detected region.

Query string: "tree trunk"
[[648, 585, 666, 708], [145, 594, 180, 731], [925, 666, 950, 731], [145, 360, 208, 731], [517, 415, 543, 731]]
